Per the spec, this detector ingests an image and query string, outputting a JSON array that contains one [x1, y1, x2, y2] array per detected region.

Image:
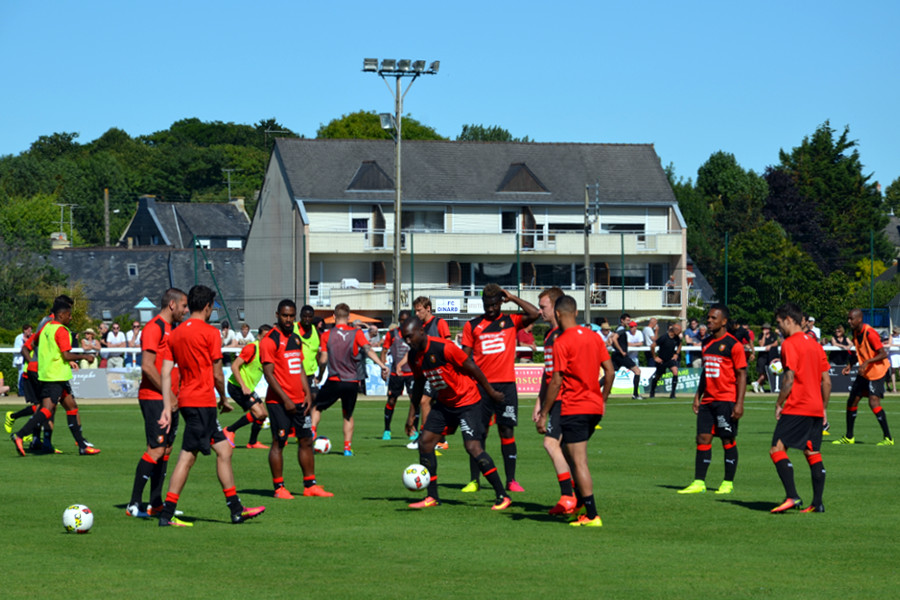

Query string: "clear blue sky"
[[2, 0, 898, 187]]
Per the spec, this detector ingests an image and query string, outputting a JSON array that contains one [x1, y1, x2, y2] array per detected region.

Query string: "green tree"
[[884, 177, 900, 215], [456, 124, 531, 142], [0, 192, 61, 251], [696, 151, 768, 237], [316, 110, 445, 140]]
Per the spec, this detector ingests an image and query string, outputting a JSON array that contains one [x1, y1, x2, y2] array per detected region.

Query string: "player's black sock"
[[670, 375, 679, 397], [648, 373, 659, 397], [130, 452, 157, 505], [384, 402, 395, 431], [633, 375, 640, 397], [149, 454, 169, 508], [771, 451, 799, 499], [11, 405, 35, 420], [474, 451, 505, 497], [15, 406, 50, 438], [419, 450, 438, 499], [500, 436, 517, 484], [469, 453, 480, 484], [158, 493, 178, 523], [723, 442, 738, 482], [873, 406, 893, 439], [66, 409, 86, 448], [303, 475, 317, 488], [807, 453, 825, 507], [694, 443, 712, 481], [248, 420, 263, 445], [582, 494, 599, 519], [228, 413, 251, 433], [846, 405, 858, 438], [273, 476, 286, 491], [223, 486, 242, 517], [558, 471, 574, 496]]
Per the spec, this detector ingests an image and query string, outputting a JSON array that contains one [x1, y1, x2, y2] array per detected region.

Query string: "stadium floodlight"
[[362, 57, 440, 325]]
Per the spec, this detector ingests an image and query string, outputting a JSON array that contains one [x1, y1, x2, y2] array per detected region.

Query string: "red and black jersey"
[[408, 336, 480, 409], [780, 331, 828, 417], [383, 328, 412, 375], [139, 314, 172, 401], [165, 318, 222, 408], [320, 324, 368, 382], [700, 332, 747, 404], [461, 312, 524, 383], [553, 325, 610, 416], [541, 327, 561, 387], [259, 327, 306, 404], [423, 315, 451, 339]]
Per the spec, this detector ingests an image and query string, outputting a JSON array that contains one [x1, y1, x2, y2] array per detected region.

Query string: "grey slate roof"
[[120, 197, 250, 249], [49, 247, 244, 323], [274, 138, 676, 205]]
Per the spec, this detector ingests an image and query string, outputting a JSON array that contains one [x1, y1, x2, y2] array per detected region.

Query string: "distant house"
[[119, 195, 251, 250]]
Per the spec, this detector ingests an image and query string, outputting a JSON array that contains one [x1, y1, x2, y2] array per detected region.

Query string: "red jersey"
[[259, 327, 306, 404], [320, 324, 369, 382], [854, 323, 889, 380], [541, 327, 561, 387], [383, 328, 412, 375], [700, 332, 747, 404], [165, 318, 222, 408], [553, 325, 610, 416], [462, 312, 525, 383], [423, 315, 451, 339], [408, 336, 480, 408], [139, 315, 173, 401], [780, 331, 828, 417]]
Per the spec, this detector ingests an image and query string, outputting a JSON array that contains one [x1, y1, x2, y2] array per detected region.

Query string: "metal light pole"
[[363, 58, 439, 324], [584, 182, 599, 325]]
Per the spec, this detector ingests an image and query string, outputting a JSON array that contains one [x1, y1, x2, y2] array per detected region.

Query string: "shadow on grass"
[[362, 496, 466, 509], [504, 501, 564, 523], [716, 499, 777, 512]]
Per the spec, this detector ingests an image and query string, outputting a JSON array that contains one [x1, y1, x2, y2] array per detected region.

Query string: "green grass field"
[[1, 394, 898, 599]]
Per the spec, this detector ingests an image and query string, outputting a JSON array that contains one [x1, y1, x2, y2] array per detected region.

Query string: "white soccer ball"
[[769, 359, 784, 375], [403, 463, 431, 491], [63, 504, 93, 534], [314, 436, 331, 454]]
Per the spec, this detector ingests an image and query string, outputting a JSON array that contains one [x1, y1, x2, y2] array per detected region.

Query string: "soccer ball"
[[403, 463, 431, 491], [314, 436, 331, 454], [62, 504, 93, 534], [769, 359, 784, 375]]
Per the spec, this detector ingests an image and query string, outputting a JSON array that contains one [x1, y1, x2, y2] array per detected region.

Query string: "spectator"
[[829, 325, 853, 367], [808, 316, 821, 340], [105, 322, 126, 368], [598, 322, 613, 350], [516, 322, 537, 362], [220, 320, 238, 365], [125, 320, 142, 367], [802, 314, 818, 341], [97, 322, 110, 368], [366, 324, 381, 348], [751, 323, 779, 393], [13, 324, 31, 395], [642, 318, 658, 365], [236, 322, 255, 346], [683, 317, 701, 365], [889, 327, 900, 392], [626, 320, 643, 363], [0, 371, 9, 396], [80, 328, 101, 369]]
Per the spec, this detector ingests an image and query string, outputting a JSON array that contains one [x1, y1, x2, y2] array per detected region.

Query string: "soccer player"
[[530, 286, 579, 514], [262, 300, 331, 499], [157, 285, 265, 526], [536, 295, 614, 527], [677, 304, 747, 495], [311, 303, 389, 456], [648, 324, 682, 399], [832, 308, 894, 446], [381, 309, 413, 440], [222, 324, 272, 449], [10, 298, 98, 456], [461, 284, 539, 493], [295, 305, 323, 403], [769, 302, 831, 513], [402, 316, 512, 511], [610, 313, 643, 399], [405, 296, 453, 448], [126, 288, 188, 518]]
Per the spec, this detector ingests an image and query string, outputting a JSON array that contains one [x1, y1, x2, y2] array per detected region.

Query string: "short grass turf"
[[1, 394, 898, 599]]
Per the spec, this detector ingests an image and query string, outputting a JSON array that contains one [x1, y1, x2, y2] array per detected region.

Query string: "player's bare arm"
[[140, 349, 161, 392], [159, 358, 174, 432], [774, 369, 794, 420], [213, 358, 231, 413], [732, 367, 747, 419]]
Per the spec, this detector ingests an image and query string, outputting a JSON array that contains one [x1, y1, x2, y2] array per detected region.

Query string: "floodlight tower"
[[363, 58, 439, 324]]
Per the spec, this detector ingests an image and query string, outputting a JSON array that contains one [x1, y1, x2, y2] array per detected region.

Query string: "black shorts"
[[561, 413, 603, 444], [612, 354, 636, 370], [39, 381, 66, 405], [756, 356, 771, 375], [179, 406, 226, 455], [544, 401, 563, 440], [22, 372, 41, 405], [139, 400, 179, 448], [227, 381, 262, 412], [387, 374, 414, 399], [424, 402, 486, 443], [479, 382, 519, 428], [655, 359, 679, 372], [772, 414, 824, 452], [267, 402, 313, 445], [315, 380, 359, 417], [697, 401, 739, 439], [850, 374, 885, 400]]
